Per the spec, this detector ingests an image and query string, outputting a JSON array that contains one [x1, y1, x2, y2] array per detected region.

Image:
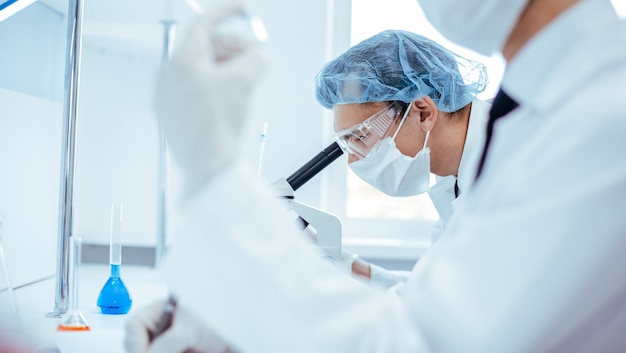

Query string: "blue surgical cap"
[[315, 30, 488, 113]]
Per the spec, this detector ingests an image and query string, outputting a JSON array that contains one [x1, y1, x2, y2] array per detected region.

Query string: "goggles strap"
[[391, 102, 412, 141]]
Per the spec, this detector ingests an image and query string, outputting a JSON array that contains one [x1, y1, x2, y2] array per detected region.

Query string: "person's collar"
[[456, 99, 491, 195]]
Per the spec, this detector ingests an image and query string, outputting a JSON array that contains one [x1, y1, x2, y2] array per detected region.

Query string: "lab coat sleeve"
[[160, 162, 429, 353]]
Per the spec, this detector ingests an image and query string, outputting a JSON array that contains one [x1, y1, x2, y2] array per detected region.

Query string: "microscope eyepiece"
[[286, 142, 343, 191]]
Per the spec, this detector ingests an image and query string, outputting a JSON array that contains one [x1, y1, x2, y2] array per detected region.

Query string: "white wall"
[[71, 38, 162, 247], [0, 88, 62, 288], [238, 1, 340, 197], [72, 0, 338, 247], [0, 0, 344, 290], [0, 2, 65, 289]]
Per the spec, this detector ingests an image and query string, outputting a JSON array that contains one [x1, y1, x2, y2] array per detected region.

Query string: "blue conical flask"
[[97, 204, 132, 314]]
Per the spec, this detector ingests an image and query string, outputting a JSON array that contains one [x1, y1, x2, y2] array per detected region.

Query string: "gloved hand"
[[369, 263, 411, 289], [336, 250, 410, 289], [124, 299, 237, 353], [154, 1, 267, 198]]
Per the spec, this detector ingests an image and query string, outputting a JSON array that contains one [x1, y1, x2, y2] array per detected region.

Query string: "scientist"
[[125, 0, 626, 352], [314, 29, 491, 288]]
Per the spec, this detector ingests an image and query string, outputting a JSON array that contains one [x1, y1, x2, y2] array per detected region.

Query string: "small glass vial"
[[213, 10, 268, 61], [57, 237, 90, 331]]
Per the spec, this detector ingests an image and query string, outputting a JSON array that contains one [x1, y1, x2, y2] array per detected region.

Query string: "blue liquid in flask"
[[98, 264, 132, 314], [97, 204, 132, 314]]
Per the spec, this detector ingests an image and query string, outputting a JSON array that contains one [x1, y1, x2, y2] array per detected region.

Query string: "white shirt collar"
[[456, 99, 491, 195]]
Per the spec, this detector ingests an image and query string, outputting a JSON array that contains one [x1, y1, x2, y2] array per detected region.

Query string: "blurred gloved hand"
[[0, 341, 37, 353], [337, 250, 410, 289], [124, 299, 237, 353], [370, 263, 411, 290], [154, 1, 267, 198]]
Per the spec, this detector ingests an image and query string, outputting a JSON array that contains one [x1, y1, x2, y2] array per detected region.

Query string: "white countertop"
[[11, 264, 167, 353], [8, 239, 428, 352]]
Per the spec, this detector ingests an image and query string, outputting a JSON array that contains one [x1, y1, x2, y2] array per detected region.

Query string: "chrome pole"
[[51, 0, 84, 316], [155, 19, 176, 268]]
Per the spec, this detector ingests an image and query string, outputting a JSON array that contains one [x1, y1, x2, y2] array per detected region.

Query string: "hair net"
[[315, 30, 488, 113]]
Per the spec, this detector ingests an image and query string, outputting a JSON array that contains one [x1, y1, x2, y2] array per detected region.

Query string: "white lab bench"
[[8, 238, 427, 352], [12, 264, 167, 353]]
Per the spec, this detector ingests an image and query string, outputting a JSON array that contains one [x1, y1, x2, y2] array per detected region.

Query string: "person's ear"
[[411, 96, 438, 132]]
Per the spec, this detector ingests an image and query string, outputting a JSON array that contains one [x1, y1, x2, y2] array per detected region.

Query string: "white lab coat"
[[370, 98, 490, 289], [428, 98, 490, 243], [161, 1, 626, 351]]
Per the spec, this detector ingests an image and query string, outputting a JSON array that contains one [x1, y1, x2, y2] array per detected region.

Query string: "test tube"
[[0, 225, 22, 332], [185, 0, 268, 61], [257, 122, 268, 180], [57, 237, 90, 331], [214, 10, 268, 43], [110, 204, 122, 269]]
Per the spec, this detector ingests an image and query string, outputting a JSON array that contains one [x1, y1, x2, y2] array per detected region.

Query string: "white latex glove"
[[124, 299, 237, 353], [336, 251, 408, 288], [369, 264, 411, 290], [154, 1, 267, 198]]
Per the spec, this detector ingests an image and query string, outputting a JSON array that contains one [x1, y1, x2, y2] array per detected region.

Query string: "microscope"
[[270, 142, 344, 259]]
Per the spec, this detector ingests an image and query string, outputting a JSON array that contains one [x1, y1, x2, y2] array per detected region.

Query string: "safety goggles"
[[334, 101, 407, 159]]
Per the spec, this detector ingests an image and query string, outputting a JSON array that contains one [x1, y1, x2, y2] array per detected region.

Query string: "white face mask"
[[417, 0, 528, 56], [349, 104, 431, 197]]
